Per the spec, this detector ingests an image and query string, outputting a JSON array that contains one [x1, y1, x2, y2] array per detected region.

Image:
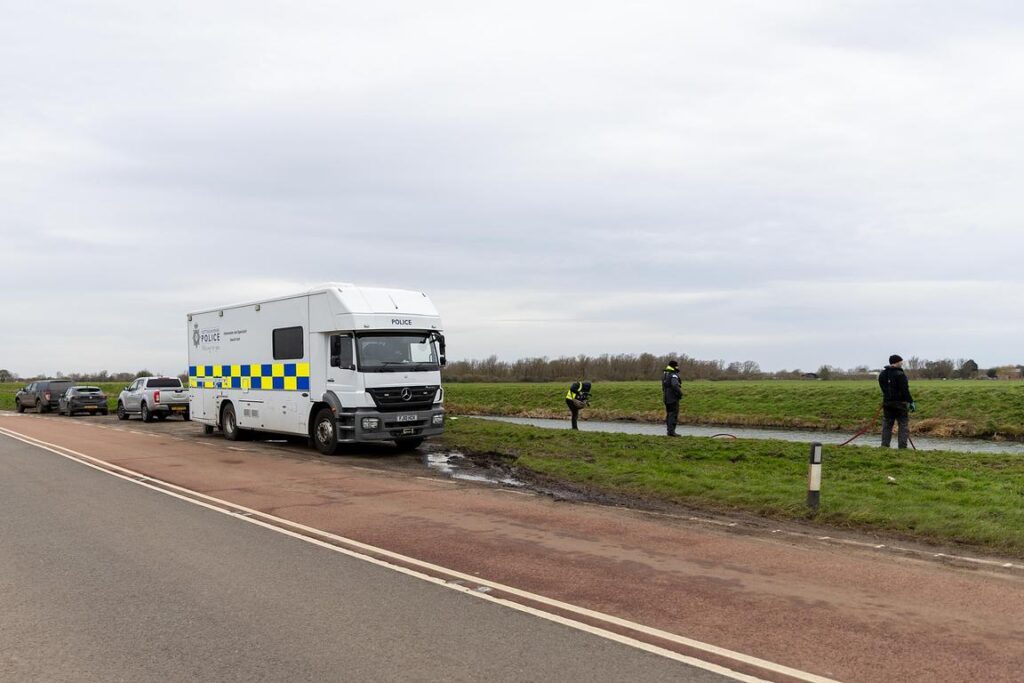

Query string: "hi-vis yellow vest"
[[566, 381, 582, 400]]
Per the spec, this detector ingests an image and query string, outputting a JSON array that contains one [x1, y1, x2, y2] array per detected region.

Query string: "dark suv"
[[15, 379, 75, 413]]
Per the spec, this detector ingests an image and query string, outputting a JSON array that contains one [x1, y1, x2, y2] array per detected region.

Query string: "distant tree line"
[[0, 369, 158, 383], [443, 354, 1024, 383], [820, 357, 1024, 381], [443, 353, 768, 382]]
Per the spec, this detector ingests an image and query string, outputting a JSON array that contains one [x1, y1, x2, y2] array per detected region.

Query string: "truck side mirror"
[[330, 334, 355, 369], [433, 332, 447, 367], [330, 335, 341, 367]]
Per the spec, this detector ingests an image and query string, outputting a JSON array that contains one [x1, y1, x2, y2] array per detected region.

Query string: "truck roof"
[[186, 282, 434, 317]]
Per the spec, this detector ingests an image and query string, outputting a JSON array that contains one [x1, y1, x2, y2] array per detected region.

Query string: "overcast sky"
[[2, 1, 1023, 377]]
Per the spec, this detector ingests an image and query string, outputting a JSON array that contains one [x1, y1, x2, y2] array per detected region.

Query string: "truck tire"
[[221, 403, 242, 441], [183, 407, 190, 421], [395, 437, 425, 452], [116, 402, 129, 420], [15, 399, 24, 413], [312, 408, 340, 455], [38, 401, 48, 414], [141, 402, 153, 423]]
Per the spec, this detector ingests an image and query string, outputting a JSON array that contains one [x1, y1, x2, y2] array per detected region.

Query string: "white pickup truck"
[[117, 377, 191, 422]]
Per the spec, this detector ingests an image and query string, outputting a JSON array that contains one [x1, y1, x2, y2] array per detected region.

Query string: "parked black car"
[[58, 386, 109, 416], [15, 379, 74, 413]]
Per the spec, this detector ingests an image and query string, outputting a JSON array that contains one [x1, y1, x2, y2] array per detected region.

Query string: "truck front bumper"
[[337, 406, 445, 443]]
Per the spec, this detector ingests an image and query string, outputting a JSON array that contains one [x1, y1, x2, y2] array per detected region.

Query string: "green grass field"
[[441, 417, 1024, 555], [445, 380, 1024, 439], [0, 382, 126, 412]]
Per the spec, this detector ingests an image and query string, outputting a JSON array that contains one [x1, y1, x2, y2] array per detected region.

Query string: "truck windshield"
[[355, 333, 440, 373]]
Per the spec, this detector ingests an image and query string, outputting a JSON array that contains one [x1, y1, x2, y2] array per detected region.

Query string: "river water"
[[473, 416, 1024, 455]]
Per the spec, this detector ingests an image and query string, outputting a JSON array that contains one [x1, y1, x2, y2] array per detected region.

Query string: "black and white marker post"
[[807, 442, 823, 511]]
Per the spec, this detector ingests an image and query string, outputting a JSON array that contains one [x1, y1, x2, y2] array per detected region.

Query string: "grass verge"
[[440, 417, 1024, 556]]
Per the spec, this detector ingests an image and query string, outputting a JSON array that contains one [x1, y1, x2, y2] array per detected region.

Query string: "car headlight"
[[361, 417, 380, 430], [431, 414, 444, 425]]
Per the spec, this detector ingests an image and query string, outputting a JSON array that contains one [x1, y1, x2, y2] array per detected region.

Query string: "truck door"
[[327, 334, 358, 402]]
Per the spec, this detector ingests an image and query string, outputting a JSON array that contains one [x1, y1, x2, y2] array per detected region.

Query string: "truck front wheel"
[[222, 403, 242, 441], [312, 408, 340, 455], [116, 402, 129, 420]]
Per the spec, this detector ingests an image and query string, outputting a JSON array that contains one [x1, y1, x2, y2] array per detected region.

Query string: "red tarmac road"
[[2, 413, 1022, 682]]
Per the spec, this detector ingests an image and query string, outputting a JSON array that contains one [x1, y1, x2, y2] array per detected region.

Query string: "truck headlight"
[[432, 414, 444, 425], [361, 417, 380, 430]]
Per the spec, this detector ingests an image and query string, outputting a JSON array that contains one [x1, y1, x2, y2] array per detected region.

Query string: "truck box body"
[[187, 283, 446, 448]]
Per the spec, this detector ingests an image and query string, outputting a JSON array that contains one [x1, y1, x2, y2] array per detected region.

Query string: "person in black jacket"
[[878, 354, 916, 448], [662, 360, 683, 436]]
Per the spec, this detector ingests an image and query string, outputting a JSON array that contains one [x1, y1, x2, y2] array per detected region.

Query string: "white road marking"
[[0, 425, 839, 683]]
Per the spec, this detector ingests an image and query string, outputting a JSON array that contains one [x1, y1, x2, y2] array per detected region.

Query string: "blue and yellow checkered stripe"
[[189, 363, 310, 391]]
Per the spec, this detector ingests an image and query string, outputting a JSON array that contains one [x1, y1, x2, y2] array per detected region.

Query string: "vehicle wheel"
[[183, 407, 190, 421], [15, 399, 24, 413], [38, 402, 48, 414], [395, 437, 425, 452], [116, 402, 129, 420], [141, 402, 153, 423], [221, 403, 241, 441], [312, 408, 340, 455], [202, 424, 214, 435], [155, 413, 168, 421]]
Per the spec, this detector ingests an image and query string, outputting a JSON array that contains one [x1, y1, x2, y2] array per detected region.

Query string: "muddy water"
[[473, 416, 1024, 455], [424, 452, 525, 486]]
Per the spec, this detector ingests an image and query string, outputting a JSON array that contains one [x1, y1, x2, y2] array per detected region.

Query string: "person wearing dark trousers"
[[662, 360, 683, 436], [878, 354, 916, 448], [565, 381, 591, 430]]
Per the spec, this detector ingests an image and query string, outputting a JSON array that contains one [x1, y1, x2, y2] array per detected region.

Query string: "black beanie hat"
[[889, 354, 903, 365], [667, 359, 679, 368]]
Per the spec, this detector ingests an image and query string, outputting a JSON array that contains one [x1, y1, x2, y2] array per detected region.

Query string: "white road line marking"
[[415, 476, 458, 484], [0, 425, 837, 683]]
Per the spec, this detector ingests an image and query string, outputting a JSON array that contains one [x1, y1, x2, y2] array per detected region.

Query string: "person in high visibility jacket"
[[565, 380, 591, 430], [662, 360, 683, 436]]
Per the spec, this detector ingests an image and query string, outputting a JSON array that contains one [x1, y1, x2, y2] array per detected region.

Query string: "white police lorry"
[[187, 283, 446, 454]]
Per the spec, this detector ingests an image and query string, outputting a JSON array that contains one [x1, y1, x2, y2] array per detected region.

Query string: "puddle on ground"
[[474, 416, 1024, 455], [424, 451, 525, 487]]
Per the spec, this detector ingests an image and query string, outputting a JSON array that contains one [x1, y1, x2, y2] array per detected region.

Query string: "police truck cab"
[[187, 283, 446, 454]]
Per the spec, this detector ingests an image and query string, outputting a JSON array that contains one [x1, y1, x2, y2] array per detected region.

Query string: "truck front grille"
[[366, 385, 438, 412]]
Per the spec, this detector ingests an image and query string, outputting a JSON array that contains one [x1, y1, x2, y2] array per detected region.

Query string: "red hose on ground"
[[840, 404, 917, 450]]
